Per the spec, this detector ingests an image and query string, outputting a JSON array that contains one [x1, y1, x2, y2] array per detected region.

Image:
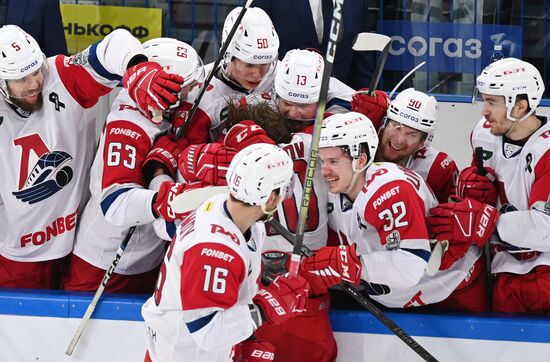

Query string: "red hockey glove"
[[233, 339, 276, 362], [122, 62, 183, 122], [427, 198, 499, 248], [351, 89, 390, 131], [152, 181, 189, 221], [457, 166, 498, 205], [300, 245, 362, 295], [253, 274, 309, 326], [224, 121, 276, 151], [438, 240, 469, 270], [143, 135, 190, 182], [179, 143, 237, 185]]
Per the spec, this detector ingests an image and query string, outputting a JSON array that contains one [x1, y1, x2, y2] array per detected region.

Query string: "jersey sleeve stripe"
[[402, 248, 431, 263], [327, 97, 351, 111], [89, 43, 121, 81], [165, 221, 176, 239], [186, 311, 217, 333], [100, 187, 132, 215]]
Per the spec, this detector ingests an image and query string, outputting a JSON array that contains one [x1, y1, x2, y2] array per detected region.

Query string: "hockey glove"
[[122, 62, 183, 123], [427, 198, 498, 248], [224, 121, 276, 151], [253, 274, 309, 326], [233, 339, 276, 362], [351, 88, 390, 131], [300, 245, 362, 295], [179, 143, 237, 185], [142, 135, 189, 183], [457, 166, 498, 205], [152, 181, 189, 221]]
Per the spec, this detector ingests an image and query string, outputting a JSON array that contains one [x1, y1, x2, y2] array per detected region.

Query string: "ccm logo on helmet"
[[399, 112, 420, 123], [288, 92, 308, 99], [253, 55, 273, 60], [20, 60, 38, 73]]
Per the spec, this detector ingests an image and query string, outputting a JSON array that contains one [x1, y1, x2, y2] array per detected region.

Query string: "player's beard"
[[10, 92, 43, 112]]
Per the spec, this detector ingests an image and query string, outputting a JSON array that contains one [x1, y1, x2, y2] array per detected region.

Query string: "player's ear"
[[357, 152, 369, 168]]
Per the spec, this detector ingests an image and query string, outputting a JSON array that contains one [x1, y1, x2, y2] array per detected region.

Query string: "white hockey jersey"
[[142, 194, 265, 362], [72, 89, 168, 274], [183, 62, 277, 144], [0, 30, 142, 262], [328, 163, 479, 308], [405, 145, 458, 203], [264, 131, 329, 252], [470, 117, 550, 274]]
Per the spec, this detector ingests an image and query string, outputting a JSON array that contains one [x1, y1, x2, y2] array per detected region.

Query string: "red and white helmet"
[[320, 112, 379, 167], [226, 143, 293, 206], [476, 57, 544, 121], [275, 49, 324, 104], [222, 7, 279, 65], [386, 88, 438, 143], [142, 38, 204, 90], [0, 25, 46, 101]]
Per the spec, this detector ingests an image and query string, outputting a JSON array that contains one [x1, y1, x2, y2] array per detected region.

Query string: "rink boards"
[[0, 289, 549, 362]]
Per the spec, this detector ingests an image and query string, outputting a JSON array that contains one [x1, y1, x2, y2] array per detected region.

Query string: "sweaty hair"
[[225, 101, 293, 144]]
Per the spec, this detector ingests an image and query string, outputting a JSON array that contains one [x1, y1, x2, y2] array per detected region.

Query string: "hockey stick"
[[288, 0, 346, 277], [170, 185, 229, 213], [474, 146, 494, 300], [352, 33, 392, 96], [65, 226, 135, 356], [267, 219, 440, 362], [64, 186, 220, 356], [425, 239, 448, 276], [175, 0, 254, 140], [388, 61, 426, 99]]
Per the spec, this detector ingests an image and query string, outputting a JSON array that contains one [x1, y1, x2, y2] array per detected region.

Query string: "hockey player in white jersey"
[[375, 89, 458, 203], [429, 58, 549, 314], [311, 112, 490, 311], [0, 25, 183, 289], [178, 6, 280, 144], [63, 38, 204, 293], [177, 51, 361, 359], [142, 143, 309, 362]]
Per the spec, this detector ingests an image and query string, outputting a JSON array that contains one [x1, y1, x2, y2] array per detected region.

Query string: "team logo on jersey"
[[246, 237, 257, 252], [68, 49, 89, 66], [504, 142, 521, 158], [12, 134, 74, 205], [386, 230, 401, 250], [327, 202, 334, 214]]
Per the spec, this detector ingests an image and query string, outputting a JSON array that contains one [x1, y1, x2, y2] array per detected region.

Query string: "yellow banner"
[[60, 4, 162, 54]]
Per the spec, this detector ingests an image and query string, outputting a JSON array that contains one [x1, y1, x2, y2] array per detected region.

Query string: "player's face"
[[480, 94, 513, 136], [6, 69, 44, 111], [319, 147, 354, 193], [228, 58, 270, 90], [277, 98, 318, 120], [379, 120, 425, 165]]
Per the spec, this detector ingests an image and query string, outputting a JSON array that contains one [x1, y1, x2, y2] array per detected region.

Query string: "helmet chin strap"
[[259, 195, 283, 222], [504, 106, 536, 136], [344, 159, 370, 195]]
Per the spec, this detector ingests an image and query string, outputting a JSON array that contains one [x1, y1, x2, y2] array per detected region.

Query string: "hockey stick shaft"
[[65, 226, 134, 356], [389, 61, 426, 99], [474, 147, 494, 300], [175, 0, 254, 140], [366, 41, 391, 96], [268, 219, 439, 362], [289, 0, 345, 277]]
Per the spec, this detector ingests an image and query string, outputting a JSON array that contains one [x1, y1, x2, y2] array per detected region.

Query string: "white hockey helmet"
[[386, 88, 438, 143], [222, 7, 279, 65], [476, 57, 544, 121], [275, 49, 324, 104], [142, 38, 204, 90], [0, 25, 46, 100], [320, 112, 379, 167], [226, 143, 294, 206]]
